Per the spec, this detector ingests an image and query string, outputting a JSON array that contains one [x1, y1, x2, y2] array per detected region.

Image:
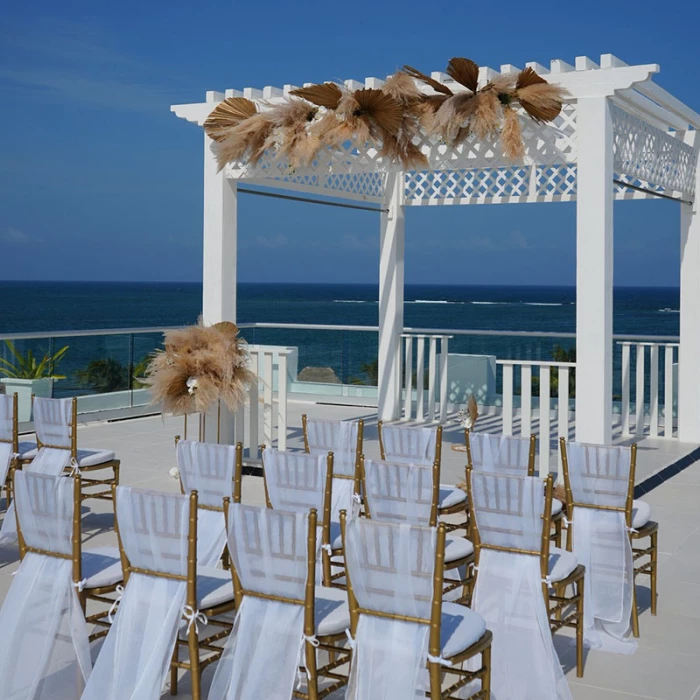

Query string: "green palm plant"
[[0, 341, 69, 379]]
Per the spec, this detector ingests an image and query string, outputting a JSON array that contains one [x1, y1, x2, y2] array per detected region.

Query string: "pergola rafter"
[[172, 53, 700, 447]]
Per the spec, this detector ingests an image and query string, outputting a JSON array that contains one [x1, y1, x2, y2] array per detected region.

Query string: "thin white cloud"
[[0, 227, 42, 244], [255, 233, 288, 249]]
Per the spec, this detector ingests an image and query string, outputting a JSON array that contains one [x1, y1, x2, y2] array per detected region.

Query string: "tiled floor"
[[1, 399, 699, 699]]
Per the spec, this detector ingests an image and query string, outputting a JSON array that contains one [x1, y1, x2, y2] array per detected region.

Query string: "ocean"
[[0, 282, 680, 395]]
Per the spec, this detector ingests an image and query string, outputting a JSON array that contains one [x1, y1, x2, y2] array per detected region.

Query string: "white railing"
[[400, 334, 451, 422], [618, 341, 679, 438], [498, 359, 576, 478]]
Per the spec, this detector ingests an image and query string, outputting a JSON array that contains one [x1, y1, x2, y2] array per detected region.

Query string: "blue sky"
[[0, 0, 697, 287]]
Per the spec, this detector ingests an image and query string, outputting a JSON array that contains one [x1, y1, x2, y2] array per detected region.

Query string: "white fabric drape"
[[177, 439, 235, 567], [344, 518, 434, 699], [363, 458, 433, 524], [306, 418, 357, 477], [0, 447, 72, 543], [567, 443, 637, 654], [381, 424, 436, 465], [0, 442, 12, 493], [0, 394, 13, 442], [469, 433, 532, 474], [81, 487, 190, 700], [467, 473, 571, 700], [33, 398, 73, 448], [208, 504, 309, 700], [0, 471, 91, 700]]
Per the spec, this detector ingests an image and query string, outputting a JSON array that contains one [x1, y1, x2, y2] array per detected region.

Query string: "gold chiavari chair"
[[340, 512, 492, 699], [220, 503, 352, 700], [467, 467, 585, 678], [360, 455, 474, 604], [378, 421, 468, 532], [302, 415, 364, 588], [560, 438, 657, 637], [260, 447, 335, 587], [15, 472, 124, 642], [465, 429, 565, 546], [0, 393, 18, 510], [22, 396, 120, 501]]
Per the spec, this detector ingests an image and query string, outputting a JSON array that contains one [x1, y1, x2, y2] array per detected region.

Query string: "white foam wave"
[[523, 302, 563, 307], [659, 308, 679, 313], [333, 300, 373, 303], [407, 300, 461, 305], [470, 301, 508, 305]]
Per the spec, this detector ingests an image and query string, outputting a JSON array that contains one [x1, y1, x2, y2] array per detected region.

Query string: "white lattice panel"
[[612, 105, 697, 200]]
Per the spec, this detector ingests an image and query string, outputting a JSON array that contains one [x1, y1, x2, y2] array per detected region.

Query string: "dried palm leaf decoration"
[[144, 319, 255, 416], [204, 56, 567, 170]]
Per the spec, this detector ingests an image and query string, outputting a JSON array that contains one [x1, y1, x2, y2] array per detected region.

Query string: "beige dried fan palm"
[[144, 320, 255, 416], [203, 97, 257, 142]]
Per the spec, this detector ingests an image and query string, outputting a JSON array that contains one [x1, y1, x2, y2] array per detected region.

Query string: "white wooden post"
[[403, 336, 413, 420], [202, 102, 238, 444], [378, 171, 405, 422], [439, 336, 449, 423], [502, 363, 514, 436], [621, 343, 631, 435], [649, 344, 659, 437], [664, 345, 674, 437], [539, 366, 551, 476], [575, 96, 614, 444], [679, 132, 700, 441], [521, 365, 532, 436], [427, 336, 437, 421], [415, 336, 426, 421]]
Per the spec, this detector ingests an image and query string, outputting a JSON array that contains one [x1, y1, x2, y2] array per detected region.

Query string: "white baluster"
[[558, 366, 569, 474], [635, 344, 645, 437], [521, 364, 532, 436], [664, 344, 674, 437], [439, 336, 449, 423], [539, 366, 551, 477], [621, 343, 631, 436], [502, 363, 514, 436], [416, 336, 426, 422], [248, 350, 259, 459], [278, 352, 288, 451], [649, 344, 659, 438], [427, 336, 437, 422], [403, 336, 413, 421], [263, 352, 273, 448]]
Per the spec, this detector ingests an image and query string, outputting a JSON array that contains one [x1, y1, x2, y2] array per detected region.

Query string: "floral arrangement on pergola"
[[203, 57, 568, 170]]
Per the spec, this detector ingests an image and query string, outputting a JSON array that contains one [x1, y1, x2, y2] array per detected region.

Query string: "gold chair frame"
[[465, 429, 564, 547], [559, 438, 656, 637], [340, 511, 492, 699], [378, 421, 467, 533], [466, 467, 585, 678], [22, 396, 120, 502], [260, 447, 335, 587], [223, 504, 351, 700], [15, 474, 124, 643], [361, 455, 474, 605]]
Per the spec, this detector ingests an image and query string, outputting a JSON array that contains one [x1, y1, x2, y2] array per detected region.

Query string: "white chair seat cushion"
[[548, 547, 578, 583], [22, 447, 115, 467], [552, 498, 563, 516], [441, 602, 487, 659], [197, 567, 235, 609], [315, 585, 350, 637], [632, 499, 652, 529], [17, 441, 37, 458], [439, 485, 467, 510], [445, 536, 474, 564], [82, 546, 123, 589]]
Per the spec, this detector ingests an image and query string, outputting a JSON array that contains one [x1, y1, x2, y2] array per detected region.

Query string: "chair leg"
[[631, 579, 640, 638], [170, 643, 179, 695], [188, 627, 201, 700], [576, 576, 584, 678], [305, 639, 319, 700], [650, 531, 658, 616], [482, 642, 492, 698], [428, 659, 442, 699], [554, 517, 563, 549]]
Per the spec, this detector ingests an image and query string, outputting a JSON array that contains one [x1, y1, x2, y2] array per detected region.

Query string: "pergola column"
[[575, 97, 614, 444], [678, 132, 700, 441], [202, 133, 238, 443], [377, 171, 405, 422]]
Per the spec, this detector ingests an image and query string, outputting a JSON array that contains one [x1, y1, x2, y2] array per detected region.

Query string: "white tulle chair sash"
[[469, 433, 533, 475], [81, 487, 191, 700], [177, 439, 236, 566], [566, 442, 637, 654], [208, 504, 311, 700], [470, 473, 572, 699], [33, 397, 73, 448], [305, 418, 358, 478], [0, 442, 13, 491], [381, 424, 436, 465], [0, 394, 13, 442]]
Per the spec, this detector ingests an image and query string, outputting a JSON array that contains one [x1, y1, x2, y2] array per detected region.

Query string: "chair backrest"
[[116, 486, 195, 580], [378, 422, 441, 466], [177, 439, 238, 509], [14, 470, 79, 560], [227, 503, 316, 605], [560, 440, 635, 518], [33, 397, 75, 452], [468, 471, 552, 565], [362, 458, 438, 526], [343, 515, 445, 624], [303, 415, 363, 479], [0, 393, 17, 449], [466, 431, 536, 476]]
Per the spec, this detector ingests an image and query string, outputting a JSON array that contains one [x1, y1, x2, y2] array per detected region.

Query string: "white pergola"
[[172, 53, 700, 446]]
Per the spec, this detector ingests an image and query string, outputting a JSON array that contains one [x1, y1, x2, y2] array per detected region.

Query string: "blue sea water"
[[0, 281, 680, 395]]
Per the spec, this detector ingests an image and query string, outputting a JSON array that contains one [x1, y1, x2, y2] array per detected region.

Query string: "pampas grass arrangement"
[[144, 320, 255, 416], [203, 56, 567, 171]]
